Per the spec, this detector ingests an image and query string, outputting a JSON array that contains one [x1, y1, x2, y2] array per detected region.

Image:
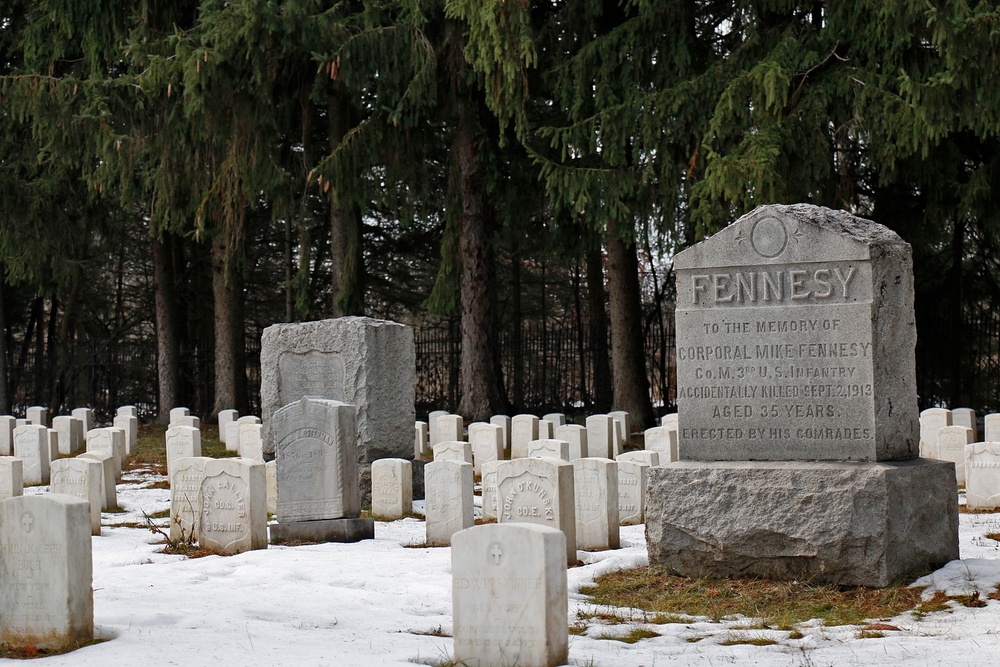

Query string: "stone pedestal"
[[269, 517, 374, 544], [646, 459, 958, 587]]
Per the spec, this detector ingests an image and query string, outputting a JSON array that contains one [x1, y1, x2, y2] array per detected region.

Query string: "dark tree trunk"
[[153, 236, 181, 423], [33, 296, 44, 402], [0, 273, 9, 414], [605, 218, 653, 428], [211, 233, 248, 416], [329, 91, 364, 317], [586, 244, 613, 412]]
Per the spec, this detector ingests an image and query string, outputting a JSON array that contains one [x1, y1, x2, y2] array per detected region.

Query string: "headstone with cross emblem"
[[0, 493, 93, 649], [451, 523, 568, 667]]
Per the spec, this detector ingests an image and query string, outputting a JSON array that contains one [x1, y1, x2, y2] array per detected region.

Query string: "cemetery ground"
[[3, 426, 1000, 665]]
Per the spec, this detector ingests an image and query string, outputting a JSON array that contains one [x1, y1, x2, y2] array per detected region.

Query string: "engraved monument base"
[[269, 517, 375, 544], [645, 458, 959, 587]]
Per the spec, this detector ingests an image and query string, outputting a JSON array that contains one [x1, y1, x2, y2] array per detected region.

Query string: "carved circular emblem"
[[487, 542, 504, 566], [750, 216, 788, 258]]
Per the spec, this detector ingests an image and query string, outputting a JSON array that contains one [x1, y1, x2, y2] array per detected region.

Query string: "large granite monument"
[[646, 204, 958, 587]]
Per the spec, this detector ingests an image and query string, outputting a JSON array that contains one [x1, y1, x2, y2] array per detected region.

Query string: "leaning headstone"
[[468, 422, 504, 475], [71, 407, 94, 434], [480, 460, 500, 521], [496, 457, 576, 565], [414, 421, 430, 460], [218, 409, 239, 444], [424, 460, 474, 546], [609, 410, 631, 445], [86, 428, 123, 482], [573, 458, 619, 551], [938, 425, 974, 485], [0, 494, 93, 649], [986, 414, 1000, 443], [436, 414, 464, 443], [489, 415, 511, 452], [113, 414, 138, 455], [260, 318, 416, 477], [270, 397, 373, 543], [169, 456, 211, 543], [644, 426, 677, 463], [585, 414, 615, 459], [510, 414, 539, 459], [617, 460, 649, 525], [50, 458, 103, 535], [0, 416, 14, 456], [648, 204, 958, 587], [78, 452, 116, 511], [13, 424, 49, 485], [52, 416, 84, 456], [617, 450, 660, 467], [451, 523, 568, 667], [165, 425, 202, 478], [0, 457, 23, 500], [966, 443, 1000, 510], [25, 406, 48, 427], [919, 408, 951, 460], [952, 408, 978, 441], [432, 440, 473, 465], [199, 458, 267, 555], [555, 424, 588, 460], [371, 458, 412, 520], [527, 439, 570, 461]]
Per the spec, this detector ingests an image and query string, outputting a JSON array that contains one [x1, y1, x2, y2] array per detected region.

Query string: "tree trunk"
[[605, 218, 653, 428], [586, 244, 613, 412], [211, 233, 248, 417], [329, 91, 364, 317], [153, 236, 181, 423], [0, 273, 10, 414]]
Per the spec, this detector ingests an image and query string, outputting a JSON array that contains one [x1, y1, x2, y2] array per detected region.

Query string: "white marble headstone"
[[424, 460, 474, 546], [371, 458, 412, 520], [0, 456, 23, 500], [199, 458, 267, 554], [496, 457, 576, 564], [572, 457, 619, 551], [527, 439, 570, 461], [510, 414, 540, 459], [13, 424, 49, 485], [966, 443, 1000, 510], [432, 440, 473, 465], [555, 424, 588, 460], [165, 425, 202, 477], [50, 458, 103, 535], [585, 414, 615, 459], [468, 422, 504, 475]]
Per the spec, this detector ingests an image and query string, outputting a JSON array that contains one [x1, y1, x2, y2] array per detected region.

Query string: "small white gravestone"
[[424, 460, 474, 547], [199, 458, 267, 555], [428, 410, 448, 446], [165, 425, 202, 478], [117, 405, 138, 419], [15, 418, 27, 428], [573, 458, 619, 551], [0, 457, 23, 500], [237, 415, 261, 426], [86, 428, 123, 482], [538, 419, 555, 440], [452, 523, 568, 667], [480, 460, 500, 521], [555, 424, 588, 460], [26, 406, 48, 427], [489, 415, 511, 451], [238, 423, 265, 462], [618, 450, 660, 467], [986, 414, 1000, 443], [169, 457, 211, 543], [953, 408, 977, 441], [77, 452, 116, 510], [172, 415, 200, 430], [436, 414, 464, 443], [113, 414, 138, 455], [50, 458, 103, 535], [46, 429, 59, 467], [433, 440, 473, 465], [661, 413, 678, 429], [644, 426, 677, 463], [52, 416, 84, 456], [218, 409, 239, 444], [919, 408, 952, 459], [468, 422, 504, 475], [527, 439, 570, 461], [543, 413, 567, 427], [13, 424, 49, 485], [414, 421, 430, 460], [265, 460, 277, 515], [496, 457, 576, 565], [938, 425, 974, 485], [71, 407, 94, 434], [609, 410, 631, 444], [966, 443, 1000, 510], [618, 461, 649, 525], [0, 494, 93, 649], [371, 458, 412, 520], [585, 414, 615, 459], [169, 407, 190, 423], [225, 422, 241, 453], [510, 414, 540, 459], [0, 416, 14, 455]]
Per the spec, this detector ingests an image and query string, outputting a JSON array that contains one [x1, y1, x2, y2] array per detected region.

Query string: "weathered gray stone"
[[260, 317, 415, 469], [646, 459, 959, 587], [269, 517, 374, 544], [674, 204, 918, 461]]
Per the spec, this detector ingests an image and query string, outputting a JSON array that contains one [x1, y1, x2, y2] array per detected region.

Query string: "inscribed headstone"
[[199, 458, 267, 554], [424, 460, 474, 546], [573, 458, 619, 551], [609, 410, 631, 445], [50, 458, 103, 535], [165, 425, 202, 478], [617, 450, 660, 467], [436, 414, 464, 443], [538, 419, 555, 440], [986, 414, 1000, 443], [52, 416, 84, 456], [480, 460, 500, 521], [25, 406, 48, 428], [920, 408, 952, 460], [496, 457, 576, 565], [644, 426, 677, 463], [432, 440, 473, 465], [238, 423, 264, 462], [966, 443, 1000, 510], [13, 425, 48, 485], [938, 425, 974, 485], [468, 422, 504, 475], [555, 424, 588, 460], [218, 409, 239, 444], [86, 428, 123, 482], [510, 414, 539, 459], [953, 408, 978, 441], [585, 415, 614, 459], [617, 460, 649, 525], [77, 452, 116, 511], [371, 458, 412, 520], [428, 410, 448, 447], [169, 457, 210, 543], [527, 439, 570, 461]]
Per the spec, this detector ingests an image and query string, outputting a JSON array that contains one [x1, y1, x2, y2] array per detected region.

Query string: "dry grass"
[[578, 566, 924, 628], [129, 424, 235, 480], [594, 628, 660, 644], [718, 635, 778, 646], [0, 638, 108, 659]]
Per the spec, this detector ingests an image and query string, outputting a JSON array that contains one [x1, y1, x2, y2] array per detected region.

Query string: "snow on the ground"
[[10, 480, 1000, 665]]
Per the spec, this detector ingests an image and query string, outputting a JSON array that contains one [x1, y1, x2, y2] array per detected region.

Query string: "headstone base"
[[269, 517, 374, 544], [646, 458, 958, 588]]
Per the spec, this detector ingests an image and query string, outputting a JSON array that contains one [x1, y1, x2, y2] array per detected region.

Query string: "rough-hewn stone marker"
[[0, 494, 93, 649], [452, 523, 568, 667], [647, 204, 958, 587]]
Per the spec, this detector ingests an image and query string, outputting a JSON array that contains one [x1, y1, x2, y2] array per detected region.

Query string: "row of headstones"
[[415, 411, 679, 474], [164, 409, 264, 477], [920, 407, 1000, 508]]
